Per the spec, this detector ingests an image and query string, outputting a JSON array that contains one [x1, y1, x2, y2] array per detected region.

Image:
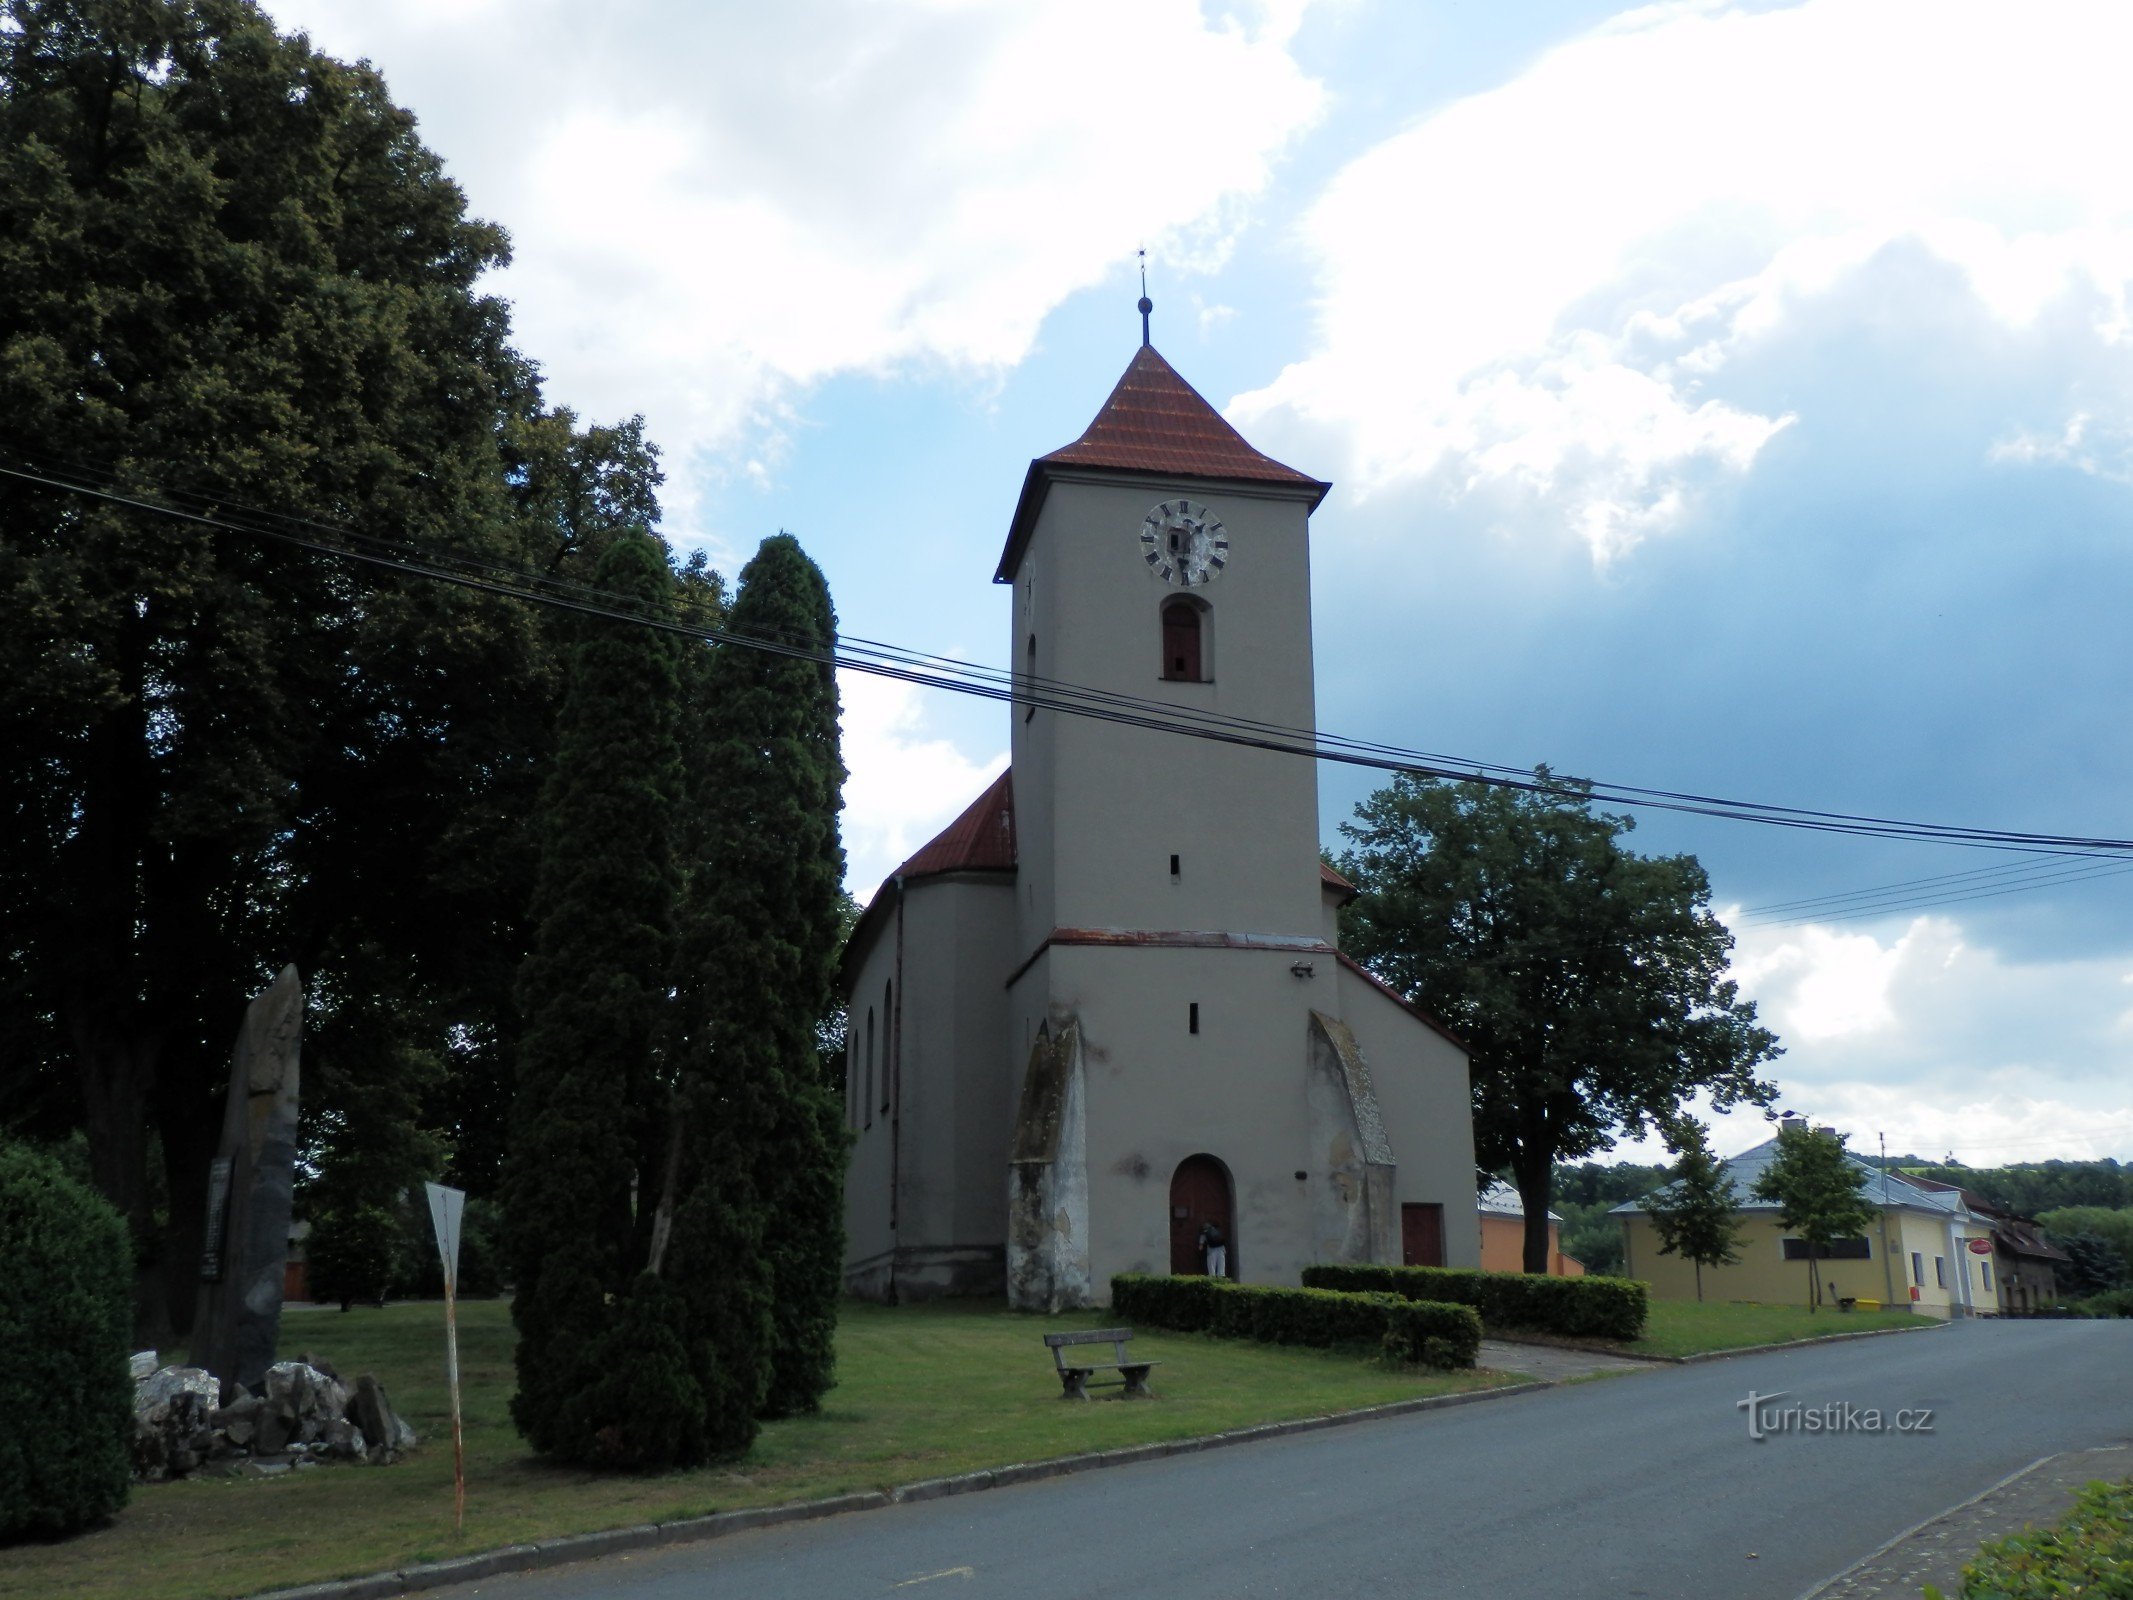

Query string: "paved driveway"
[[469, 1319, 2133, 1600]]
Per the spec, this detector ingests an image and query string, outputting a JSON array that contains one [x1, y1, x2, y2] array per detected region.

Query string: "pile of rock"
[[131, 1355, 417, 1482]]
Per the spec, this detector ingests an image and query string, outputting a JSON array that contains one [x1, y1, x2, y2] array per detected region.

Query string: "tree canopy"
[[1644, 1120, 1745, 1301], [0, 0, 654, 1342], [1338, 769, 1780, 1272], [1750, 1124, 1877, 1311]]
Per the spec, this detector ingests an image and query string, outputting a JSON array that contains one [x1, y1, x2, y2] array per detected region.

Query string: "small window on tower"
[[1161, 598, 1205, 682]]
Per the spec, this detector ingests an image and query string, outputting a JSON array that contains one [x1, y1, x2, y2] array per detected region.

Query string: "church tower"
[[837, 318, 1478, 1309]]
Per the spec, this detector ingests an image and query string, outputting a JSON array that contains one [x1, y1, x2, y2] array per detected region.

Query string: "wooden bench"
[[1044, 1328, 1160, 1401]]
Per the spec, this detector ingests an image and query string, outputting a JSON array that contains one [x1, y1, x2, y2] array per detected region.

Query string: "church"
[[839, 316, 1480, 1310]]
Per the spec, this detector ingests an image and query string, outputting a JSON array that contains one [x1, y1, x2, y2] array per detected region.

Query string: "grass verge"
[[6, 1299, 1524, 1600], [1631, 1299, 1928, 1358]]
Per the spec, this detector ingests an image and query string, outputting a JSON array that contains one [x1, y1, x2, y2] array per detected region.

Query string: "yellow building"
[[1613, 1122, 1998, 1318], [1477, 1180, 1585, 1276]]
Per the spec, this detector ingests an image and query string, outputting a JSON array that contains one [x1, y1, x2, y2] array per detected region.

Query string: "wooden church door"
[[1169, 1154, 1234, 1277]]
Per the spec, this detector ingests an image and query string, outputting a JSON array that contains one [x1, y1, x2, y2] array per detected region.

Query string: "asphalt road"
[[472, 1319, 2133, 1600]]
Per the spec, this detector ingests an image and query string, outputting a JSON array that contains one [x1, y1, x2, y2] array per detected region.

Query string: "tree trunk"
[[1695, 1260, 1703, 1303], [1512, 1158, 1553, 1274], [71, 1011, 166, 1348], [1805, 1248, 1818, 1312]]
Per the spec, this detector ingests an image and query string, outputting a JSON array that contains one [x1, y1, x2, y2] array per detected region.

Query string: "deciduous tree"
[[1338, 769, 1779, 1272], [1750, 1124, 1877, 1311], [1644, 1120, 1745, 1301]]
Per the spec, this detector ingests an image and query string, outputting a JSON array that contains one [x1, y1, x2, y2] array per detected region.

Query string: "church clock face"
[[1139, 499, 1228, 587]]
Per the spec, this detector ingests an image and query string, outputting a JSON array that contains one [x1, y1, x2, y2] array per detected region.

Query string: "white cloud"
[[1991, 411, 2133, 485], [1235, 0, 2133, 562], [838, 670, 1006, 898], [1639, 910, 2133, 1164], [268, 0, 1325, 520]]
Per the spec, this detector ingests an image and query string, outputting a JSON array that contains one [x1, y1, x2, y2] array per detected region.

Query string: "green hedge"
[[1302, 1263, 1649, 1342], [1925, 1475, 2133, 1600], [0, 1141, 134, 1542], [1111, 1274, 1481, 1368]]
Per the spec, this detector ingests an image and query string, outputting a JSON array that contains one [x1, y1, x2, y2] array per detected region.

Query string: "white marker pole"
[[424, 1181, 468, 1533]]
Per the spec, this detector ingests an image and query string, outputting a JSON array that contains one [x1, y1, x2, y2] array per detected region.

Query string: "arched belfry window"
[[1161, 597, 1207, 682]]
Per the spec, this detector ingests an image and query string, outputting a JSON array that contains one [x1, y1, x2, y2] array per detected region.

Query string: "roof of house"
[[1904, 1177, 2072, 1261], [995, 343, 1330, 582], [1610, 1135, 1969, 1218], [1478, 1178, 1561, 1223]]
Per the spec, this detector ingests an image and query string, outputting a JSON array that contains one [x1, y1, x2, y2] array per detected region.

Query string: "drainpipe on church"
[[888, 879, 906, 1305]]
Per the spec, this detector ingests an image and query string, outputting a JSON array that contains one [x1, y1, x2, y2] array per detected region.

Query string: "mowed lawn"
[[6, 1300, 1521, 1600], [1631, 1299, 1926, 1358]]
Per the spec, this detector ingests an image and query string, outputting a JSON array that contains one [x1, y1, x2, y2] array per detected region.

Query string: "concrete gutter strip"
[[1670, 1320, 1945, 1365], [1486, 1318, 1945, 1367], [253, 1323, 1934, 1600]]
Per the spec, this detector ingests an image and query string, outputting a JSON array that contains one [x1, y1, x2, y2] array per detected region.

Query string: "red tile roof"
[[1319, 860, 1357, 901], [895, 768, 1016, 879], [994, 343, 1329, 582], [1038, 345, 1326, 492]]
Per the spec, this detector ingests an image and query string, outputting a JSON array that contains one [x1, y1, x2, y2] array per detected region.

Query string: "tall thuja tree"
[[502, 529, 696, 1464], [681, 533, 848, 1423]]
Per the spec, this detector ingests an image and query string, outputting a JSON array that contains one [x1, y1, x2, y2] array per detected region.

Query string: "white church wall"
[[1336, 963, 1482, 1270], [841, 910, 899, 1296], [892, 875, 1018, 1296], [1051, 942, 1339, 1296], [1011, 473, 1323, 945]]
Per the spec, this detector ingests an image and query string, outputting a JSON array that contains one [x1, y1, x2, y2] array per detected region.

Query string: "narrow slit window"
[[864, 1008, 875, 1131], [1188, 1002, 1200, 1034], [1161, 599, 1203, 682], [1169, 854, 1181, 877], [881, 979, 893, 1115]]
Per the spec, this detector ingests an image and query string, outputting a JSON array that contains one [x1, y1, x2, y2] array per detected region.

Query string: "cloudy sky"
[[269, 0, 2133, 1166]]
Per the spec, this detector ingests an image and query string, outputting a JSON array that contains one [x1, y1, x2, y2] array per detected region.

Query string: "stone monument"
[[192, 966, 303, 1396]]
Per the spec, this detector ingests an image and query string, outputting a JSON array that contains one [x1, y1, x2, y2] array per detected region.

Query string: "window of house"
[[1911, 1251, 1924, 1286], [1934, 1256, 1947, 1288], [1981, 1261, 1992, 1291], [880, 979, 893, 1117], [1782, 1236, 1871, 1260], [1161, 598, 1205, 682], [864, 1008, 874, 1131]]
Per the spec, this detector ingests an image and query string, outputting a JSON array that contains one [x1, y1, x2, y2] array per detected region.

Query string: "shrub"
[[0, 1140, 134, 1541], [1928, 1475, 2133, 1600], [1302, 1263, 1649, 1342], [1110, 1274, 1481, 1368], [305, 1204, 403, 1310]]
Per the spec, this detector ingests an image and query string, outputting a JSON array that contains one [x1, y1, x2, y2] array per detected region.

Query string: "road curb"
[[1670, 1321, 1946, 1365], [1791, 1452, 2057, 1600], [1485, 1319, 1944, 1367], [247, 1378, 1557, 1600]]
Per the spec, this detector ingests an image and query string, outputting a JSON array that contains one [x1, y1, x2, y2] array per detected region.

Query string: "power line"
[[12, 452, 2133, 863], [1746, 859, 2133, 928]]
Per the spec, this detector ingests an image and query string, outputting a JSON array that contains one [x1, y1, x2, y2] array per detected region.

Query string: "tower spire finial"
[[1137, 248, 1153, 347]]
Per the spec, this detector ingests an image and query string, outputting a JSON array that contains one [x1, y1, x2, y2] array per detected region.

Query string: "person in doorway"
[[1198, 1220, 1227, 1279]]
